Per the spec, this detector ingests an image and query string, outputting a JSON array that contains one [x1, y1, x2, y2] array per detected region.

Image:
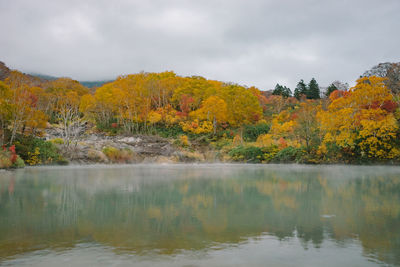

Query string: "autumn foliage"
[[80, 72, 262, 134], [318, 76, 399, 159], [0, 65, 399, 165]]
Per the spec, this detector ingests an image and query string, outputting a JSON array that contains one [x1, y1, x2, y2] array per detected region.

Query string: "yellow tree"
[[114, 74, 150, 133], [3, 72, 49, 143], [41, 78, 89, 149], [293, 100, 320, 151], [5, 70, 42, 89], [3, 78, 48, 144], [263, 95, 298, 120], [171, 76, 219, 109], [44, 78, 89, 121], [56, 91, 84, 148], [268, 110, 298, 148], [219, 85, 262, 127], [147, 71, 182, 109], [318, 76, 399, 159], [191, 96, 227, 134], [86, 84, 118, 128], [45, 78, 89, 96]]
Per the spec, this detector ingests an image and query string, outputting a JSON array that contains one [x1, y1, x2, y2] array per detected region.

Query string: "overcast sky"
[[1, 0, 399, 90]]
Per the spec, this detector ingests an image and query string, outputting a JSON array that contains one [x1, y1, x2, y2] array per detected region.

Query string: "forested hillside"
[[1, 61, 400, 168]]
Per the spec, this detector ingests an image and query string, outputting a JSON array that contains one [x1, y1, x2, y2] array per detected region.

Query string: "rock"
[[44, 124, 186, 163], [87, 149, 109, 163], [118, 137, 142, 144], [203, 151, 220, 162], [173, 150, 205, 162], [154, 156, 178, 164]]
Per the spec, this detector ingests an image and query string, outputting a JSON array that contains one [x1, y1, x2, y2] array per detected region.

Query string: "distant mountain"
[[29, 73, 113, 88], [29, 73, 58, 81], [80, 80, 113, 88]]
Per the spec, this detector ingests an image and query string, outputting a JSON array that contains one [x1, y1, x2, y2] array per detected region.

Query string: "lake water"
[[0, 164, 399, 266]]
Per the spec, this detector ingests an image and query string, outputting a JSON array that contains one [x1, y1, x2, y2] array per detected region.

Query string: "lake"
[[0, 164, 399, 266]]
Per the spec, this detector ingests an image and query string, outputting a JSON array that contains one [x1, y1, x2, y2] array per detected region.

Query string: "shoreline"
[[5, 161, 400, 171]]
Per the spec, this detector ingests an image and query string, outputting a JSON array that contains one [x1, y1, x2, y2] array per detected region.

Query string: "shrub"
[[211, 138, 232, 150], [193, 135, 211, 146], [152, 125, 185, 138], [256, 134, 275, 147], [0, 152, 12, 169], [102, 146, 135, 163], [179, 135, 190, 147], [56, 157, 69, 165], [228, 145, 309, 164], [14, 135, 67, 165], [229, 146, 264, 163], [217, 129, 236, 139], [178, 150, 205, 162], [273, 146, 305, 163], [243, 123, 271, 141], [0, 146, 25, 169], [261, 145, 280, 163], [13, 156, 25, 168], [232, 134, 242, 146], [96, 119, 121, 134], [49, 138, 64, 145], [180, 119, 213, 134], [26, 147, 42, 166]]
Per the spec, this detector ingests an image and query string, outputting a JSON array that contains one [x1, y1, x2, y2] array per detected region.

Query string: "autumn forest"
[[1, 62, 400, 168]]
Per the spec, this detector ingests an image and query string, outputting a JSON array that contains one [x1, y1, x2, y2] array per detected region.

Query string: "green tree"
[[272, 84, 292, 98], [307, 78, 320, 99], [294, 79, 307, 100], [325, 83, 338, 98]]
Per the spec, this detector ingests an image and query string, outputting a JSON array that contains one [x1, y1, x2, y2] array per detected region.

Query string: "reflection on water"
[[0, 164, 399, 266]]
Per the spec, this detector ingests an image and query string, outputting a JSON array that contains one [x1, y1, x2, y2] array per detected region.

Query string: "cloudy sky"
[[1, 0, 399, 89]]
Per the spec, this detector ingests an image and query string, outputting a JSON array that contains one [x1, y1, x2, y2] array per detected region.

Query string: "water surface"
[[0, 164, 399, 266]]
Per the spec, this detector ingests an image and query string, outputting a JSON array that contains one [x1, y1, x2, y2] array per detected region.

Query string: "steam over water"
[[0, 164, 399, 266]]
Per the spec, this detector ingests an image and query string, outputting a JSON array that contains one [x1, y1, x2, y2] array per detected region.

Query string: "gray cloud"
[[1, 0, 399, 90]]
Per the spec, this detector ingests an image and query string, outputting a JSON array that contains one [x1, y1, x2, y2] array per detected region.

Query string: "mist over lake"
[[1, 164, 399, 266]]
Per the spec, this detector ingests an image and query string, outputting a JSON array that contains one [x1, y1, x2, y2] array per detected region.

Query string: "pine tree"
[[325, 83, 338, 98], [273, 84, 283, 96], [307, 78, 320, 99], [294, 79, 307, 100], [273, 84, 292, 98]]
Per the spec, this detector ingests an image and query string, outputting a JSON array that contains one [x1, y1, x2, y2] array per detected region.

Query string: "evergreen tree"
[[307, 78, 320, 99], [272, 83, 292, 98], [273, 84, 283, 96], [294, 79, 307, 100], [283, 86, 292, 98], [325, 83, 338, 98]]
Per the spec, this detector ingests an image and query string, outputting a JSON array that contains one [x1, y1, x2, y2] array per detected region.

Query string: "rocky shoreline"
[[44, 126, 216, 164], [68, 134, 178, 164]]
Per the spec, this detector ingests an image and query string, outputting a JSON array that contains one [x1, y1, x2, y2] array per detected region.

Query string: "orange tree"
[[4, 75, 48, 144]]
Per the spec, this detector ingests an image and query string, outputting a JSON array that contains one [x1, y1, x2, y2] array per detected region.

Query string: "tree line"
[[1, 64, 400, 165]]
